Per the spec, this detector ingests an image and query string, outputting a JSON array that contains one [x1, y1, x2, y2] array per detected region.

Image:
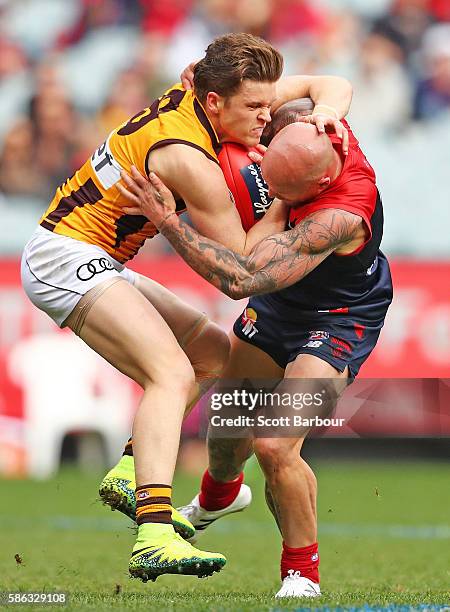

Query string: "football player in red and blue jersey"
[[119, 99, 392, 598]]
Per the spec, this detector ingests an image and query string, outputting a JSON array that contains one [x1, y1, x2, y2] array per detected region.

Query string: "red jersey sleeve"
[[289, 177, 377, 241]]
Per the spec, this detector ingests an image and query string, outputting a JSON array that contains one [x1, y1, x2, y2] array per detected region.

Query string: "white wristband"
[[312, 104, 339, 119]]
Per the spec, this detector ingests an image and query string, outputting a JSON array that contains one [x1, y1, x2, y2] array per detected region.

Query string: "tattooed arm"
[[158, 206, 361, 299], [117, 170, 362, 299]]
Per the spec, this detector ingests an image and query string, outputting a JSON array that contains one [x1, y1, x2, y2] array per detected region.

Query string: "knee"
[[142, 349, 195, 395], [192, 322, 230, 376], [254, 438, 293, 477], [173, 358, 196, 393]]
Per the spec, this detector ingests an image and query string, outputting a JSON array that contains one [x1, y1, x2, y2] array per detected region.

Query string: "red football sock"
[[198, 470, 244, 511], [281, 541, 320, 583]]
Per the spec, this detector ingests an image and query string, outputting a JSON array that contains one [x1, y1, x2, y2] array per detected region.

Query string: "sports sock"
[[281, 541, 320, 583], [135, 484, 172, 526], [198, 470, 243, 511], [122, 437, 133, 457]]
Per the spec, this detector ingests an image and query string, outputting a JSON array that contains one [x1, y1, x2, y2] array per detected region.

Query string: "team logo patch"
[[309, 331, 329, 340], [303, 330, 328, 348], [241, 307, 259, 338]]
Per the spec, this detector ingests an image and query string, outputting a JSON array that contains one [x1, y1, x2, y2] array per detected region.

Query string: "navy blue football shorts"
[[233, 297, 387, 380]]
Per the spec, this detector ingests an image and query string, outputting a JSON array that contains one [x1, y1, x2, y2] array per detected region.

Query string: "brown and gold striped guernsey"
[[39, 84, 221, 263]]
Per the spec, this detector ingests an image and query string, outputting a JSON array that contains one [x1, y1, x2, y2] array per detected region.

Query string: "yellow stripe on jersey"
[[39, 84, 221, 263]]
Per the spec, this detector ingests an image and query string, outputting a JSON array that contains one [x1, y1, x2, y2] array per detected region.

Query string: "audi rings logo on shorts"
[[76, 258, 115, 281]]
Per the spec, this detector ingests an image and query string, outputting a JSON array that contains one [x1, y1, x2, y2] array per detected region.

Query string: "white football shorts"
[[21, 226, 137, 327]]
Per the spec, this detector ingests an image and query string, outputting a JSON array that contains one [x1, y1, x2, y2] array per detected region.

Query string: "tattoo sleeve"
[[158, 208, 362, 299]]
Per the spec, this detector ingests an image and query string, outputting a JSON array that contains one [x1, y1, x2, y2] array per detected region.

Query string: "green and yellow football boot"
[[99, 455, 195, 540], [129, 523, 226, 582]]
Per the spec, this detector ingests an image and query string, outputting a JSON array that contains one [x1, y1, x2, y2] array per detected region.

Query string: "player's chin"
[[245, 133, 262, 147], [225, 133, 261, 148]]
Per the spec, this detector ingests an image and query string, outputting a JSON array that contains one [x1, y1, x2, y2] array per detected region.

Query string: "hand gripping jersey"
[[39, 84, 221, 263]]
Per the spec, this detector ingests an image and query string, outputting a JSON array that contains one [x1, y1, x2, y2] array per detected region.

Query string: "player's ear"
[[318, 176, 331, 191], [205, 92, 224, 115]]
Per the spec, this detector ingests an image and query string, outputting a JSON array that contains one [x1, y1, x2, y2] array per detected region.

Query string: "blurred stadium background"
[[1, 0, 449, 477], [0, 1, 449, 607]]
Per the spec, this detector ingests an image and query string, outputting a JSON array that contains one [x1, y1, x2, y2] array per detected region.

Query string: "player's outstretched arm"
[[180, 60, 352, 121], [273, 75, 352, 118], [127, 172, 362, 300], [274, 76, 353, 154]]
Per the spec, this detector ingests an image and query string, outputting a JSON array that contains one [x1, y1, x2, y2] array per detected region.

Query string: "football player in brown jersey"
[[22, 33, 352, 581]]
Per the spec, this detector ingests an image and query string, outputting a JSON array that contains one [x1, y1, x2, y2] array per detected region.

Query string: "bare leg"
[[265, 481, 281, 532], [254, 354, 347, 546], [134, 274, 230, 415], [67, 278, 195, 486], [207, 334, 284, 481]]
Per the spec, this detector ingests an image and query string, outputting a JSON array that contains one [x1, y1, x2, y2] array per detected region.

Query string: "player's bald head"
[[261, 122, 335, 202]]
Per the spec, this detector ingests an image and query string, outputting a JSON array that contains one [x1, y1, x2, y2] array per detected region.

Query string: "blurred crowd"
[[0, 0, 449, 255]]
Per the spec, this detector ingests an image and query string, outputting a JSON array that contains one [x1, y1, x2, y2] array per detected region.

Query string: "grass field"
[[1, 459, 449, 611]]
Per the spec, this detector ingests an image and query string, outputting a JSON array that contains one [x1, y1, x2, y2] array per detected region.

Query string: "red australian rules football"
[[218, 143, 274, 231]]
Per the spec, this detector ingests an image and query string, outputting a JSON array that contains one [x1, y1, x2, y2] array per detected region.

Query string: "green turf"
[[1, 460, 449, 610]]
